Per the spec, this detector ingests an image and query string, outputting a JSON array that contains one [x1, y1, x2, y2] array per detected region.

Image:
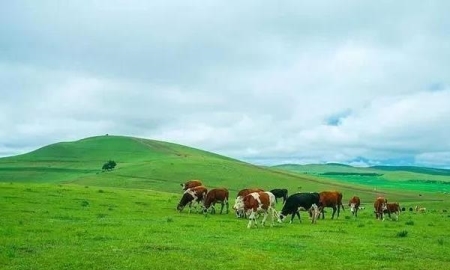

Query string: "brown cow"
[[243, 191, 276, 228], [384, 202, 401, 220], [203, 188, 229, 215], [233, 188, 265, 218], [177, 186, 207, 213], [181, 180, 202, 191], [373, 197, 388, 220], [348, 196, 361, 217], [319, 191, 344, 219]]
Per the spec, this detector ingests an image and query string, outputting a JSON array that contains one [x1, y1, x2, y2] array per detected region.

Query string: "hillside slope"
[[0, 135, 443, 202]]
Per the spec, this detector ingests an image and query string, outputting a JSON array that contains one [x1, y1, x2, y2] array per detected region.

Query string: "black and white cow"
[[277, 192, 321, 224]]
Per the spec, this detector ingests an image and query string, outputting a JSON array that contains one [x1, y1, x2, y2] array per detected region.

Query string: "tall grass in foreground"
[[1, 183, 450, 270]]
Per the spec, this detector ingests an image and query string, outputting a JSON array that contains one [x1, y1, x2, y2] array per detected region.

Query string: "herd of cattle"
[[177, 180, 414, 228]]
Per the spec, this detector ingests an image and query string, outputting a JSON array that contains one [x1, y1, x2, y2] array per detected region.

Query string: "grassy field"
[[274, 164, 450, 193], [1, 183, 449, 270], [1, 135, 450, 269]]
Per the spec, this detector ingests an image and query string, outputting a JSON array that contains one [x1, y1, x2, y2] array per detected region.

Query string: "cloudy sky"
[[1, 1, 450, 168]]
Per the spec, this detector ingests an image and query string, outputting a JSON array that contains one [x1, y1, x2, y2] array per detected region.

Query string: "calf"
[[415, 206, 427, 212], [319, 191, 344, 219], [243, 191, 276, 228], [176, 186, 207, 213], [277, 192, 321, 224], [269, 188, 288, 203], [203, 188, 229, 215], [373, 197, 388, 220], [181, 179, 202, 191], [233, 188, 264, 218], [348, 196, 361, 217], [384, 202, 401, 220]]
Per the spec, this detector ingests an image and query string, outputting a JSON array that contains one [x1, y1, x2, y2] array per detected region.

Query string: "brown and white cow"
[[415, 206, 427, 212], [348, 196, 361, 217], [177, 186, 207, 213], [243, 191, 276, 229], [203, 188, 229, 215], [384, 202, 401, 220], [319, 191, 344, 219], [373, 197, 388, 220], [181, 179, 203, 191], [233, 188, 265, 218]]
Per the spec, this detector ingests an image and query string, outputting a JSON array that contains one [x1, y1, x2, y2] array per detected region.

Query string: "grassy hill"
[[273, 163, 450, 194], [1, 135, 445, 203], [1, 135, 450, 269]]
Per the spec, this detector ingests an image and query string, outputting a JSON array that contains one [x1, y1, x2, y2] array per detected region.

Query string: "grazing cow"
[[318, 191, 344, 219], [177, 186, 207, 213], [233, 188, 264, 218], [243, 191, 277, 228], [203, 188, 229, 215], [277, 192, 321, 224], [384, 202, 401, 220], [373, 197, 388, 220], [415, 206, 427, 212], [269, 188, 289, 204], [348, 196, 361, 217], [181, 179, 203, 191]]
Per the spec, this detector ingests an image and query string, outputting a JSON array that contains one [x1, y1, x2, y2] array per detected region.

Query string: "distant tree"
[[102, 160, 117, 171]]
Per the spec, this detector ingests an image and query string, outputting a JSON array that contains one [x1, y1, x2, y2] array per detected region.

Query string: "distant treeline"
[[407, 179, 450, 185], [320, 172, 383, 176]]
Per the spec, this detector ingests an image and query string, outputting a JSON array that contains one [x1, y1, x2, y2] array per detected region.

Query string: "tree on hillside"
[[102, 160, 117, 171]]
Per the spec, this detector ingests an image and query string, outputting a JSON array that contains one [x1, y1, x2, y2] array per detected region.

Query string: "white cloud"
[[1, 1, 450, 168]]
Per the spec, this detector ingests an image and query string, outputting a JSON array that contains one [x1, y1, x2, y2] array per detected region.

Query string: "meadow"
[[1, 135, 450, 269]]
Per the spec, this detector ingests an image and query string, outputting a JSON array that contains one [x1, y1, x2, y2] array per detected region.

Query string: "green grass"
[[1, 183, 449, 270], [274, 164, 450, 193], [1, 135, 450, 269]]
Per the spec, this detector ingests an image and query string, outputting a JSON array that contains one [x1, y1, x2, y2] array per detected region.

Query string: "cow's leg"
[[290, 211, 301, 223], [219, 201, 224, 214], [247, 210, 258, 228], [331, 206, 337, 219], [261, 211, 268, 226], [225, 200, 229, 214]]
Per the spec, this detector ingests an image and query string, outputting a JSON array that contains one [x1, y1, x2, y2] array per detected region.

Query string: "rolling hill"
[[0, 135, 447, 202]]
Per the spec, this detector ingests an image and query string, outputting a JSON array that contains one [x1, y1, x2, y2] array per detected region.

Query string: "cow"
[[373, 197, 388, 220], [277, 192, 321, 224], [181, 179, 203, 191], [384, 202, 401, 220], [415, 206, 427, 212], [318, 191, 344, 219], [269, 188, 288, 204], [243, 191, 277, 228], [233, 188, 264, 218], [348, 196, 361, 217], [176, 186, 207, 213], [203, 188, 229, 215]]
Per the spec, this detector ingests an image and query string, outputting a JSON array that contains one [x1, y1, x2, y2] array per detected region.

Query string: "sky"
[[1, 1, 450, 168]]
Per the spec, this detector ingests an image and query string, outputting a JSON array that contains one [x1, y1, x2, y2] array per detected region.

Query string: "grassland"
[[1, 135, 450, 269]]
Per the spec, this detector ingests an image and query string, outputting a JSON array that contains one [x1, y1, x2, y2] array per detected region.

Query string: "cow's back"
[[182, 180, 203, 191], [281, 192, 319, 214]]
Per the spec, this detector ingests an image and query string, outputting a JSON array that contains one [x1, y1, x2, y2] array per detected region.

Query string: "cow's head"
[[277, 213, 287, 223], [350, 203, 357, 213], [177, 193, 194, 212], [310, 204, 320, 224], [233, 196, 246, 218]]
